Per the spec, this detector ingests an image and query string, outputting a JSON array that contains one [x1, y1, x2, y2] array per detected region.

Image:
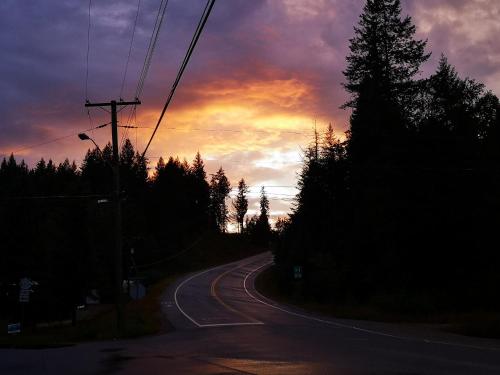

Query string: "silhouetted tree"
[[259, 187, 270, 223], [274, 217, 289, 236], [233, 178, 249, 233], [189, 152, 210, 229], [247, 187, 272, 245], [81, 143, 113, 193], [343, 0, 430, 159], [276, 0, 500, 313], [209, 167, 231, 233], [0, 147, 217, 324], [256, 186, 271, 243]]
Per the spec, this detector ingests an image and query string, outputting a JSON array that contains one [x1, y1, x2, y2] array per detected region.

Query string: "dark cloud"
[[1, 0, 499, 217]]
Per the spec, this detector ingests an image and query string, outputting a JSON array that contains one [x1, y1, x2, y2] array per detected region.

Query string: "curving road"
[[2, 252, 500, 374]]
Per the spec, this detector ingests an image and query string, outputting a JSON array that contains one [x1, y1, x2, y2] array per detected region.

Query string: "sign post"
[[294, 265, 303, 280], [19, 277, 33, 303], [18, 277, 35, 331]]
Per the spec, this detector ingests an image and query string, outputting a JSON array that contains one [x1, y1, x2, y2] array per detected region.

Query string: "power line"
[[0, 194, 110, 202], [141, 0, 217, 159], [230, 189, 296, 193], [119, 0, 142, 100], [120, 0, 170, 148], [8, 122, 110, 156], [85, 0, 92, 100], [121, 0, 169, 148], [146, 154, 303, 166], [119, 0, 141, 146], [120, 103, 137, 147], [118, 124, 315, 136], [135, 0, 170, 99]]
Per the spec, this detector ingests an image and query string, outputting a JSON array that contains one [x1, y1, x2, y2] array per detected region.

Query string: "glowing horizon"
[[2, 0, 499, 224]]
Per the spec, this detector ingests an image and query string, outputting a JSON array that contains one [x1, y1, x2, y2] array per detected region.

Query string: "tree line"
[[0, 140, 271, 322], [275, 0, 500, 313]]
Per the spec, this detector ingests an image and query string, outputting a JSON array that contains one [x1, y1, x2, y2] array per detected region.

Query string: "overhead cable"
[[135, 0, 170, 99], [85, 0, 92, 100], [8, 122, 110, 156], [119, 0, 142, 100], [141, 0, 217, 159]]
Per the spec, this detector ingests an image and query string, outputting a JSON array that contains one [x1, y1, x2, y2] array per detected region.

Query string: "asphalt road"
[[2, 252, 500, 374]]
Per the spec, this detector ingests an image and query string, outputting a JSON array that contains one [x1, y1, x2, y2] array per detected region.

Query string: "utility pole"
[[85, 99, 141, 333]]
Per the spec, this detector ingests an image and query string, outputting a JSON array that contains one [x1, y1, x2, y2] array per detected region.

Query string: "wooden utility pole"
[[85, 99, 141, 333]]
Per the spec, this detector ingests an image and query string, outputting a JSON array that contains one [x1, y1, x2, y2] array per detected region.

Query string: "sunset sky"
[[1, 0, 499, 222]]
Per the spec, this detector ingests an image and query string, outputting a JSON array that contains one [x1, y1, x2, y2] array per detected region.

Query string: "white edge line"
[[199, 322, 264, 328], [173, 254, 269, 328], [243, 261, 500, 352], [174, 265, 229, 327]]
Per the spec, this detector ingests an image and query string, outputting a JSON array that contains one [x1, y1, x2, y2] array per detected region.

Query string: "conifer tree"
[[120, 139, 135, 168], [209, 167, 231, 233], [423, 55, 486, 137], [188, 152, 210, 229], [233, 178, 249, 233], [343, 0, 430, 150], [154, 157, 165, 179], [191, 152, 206, 181], [252, 186, 271, 244], [259, 186, 269, 223]]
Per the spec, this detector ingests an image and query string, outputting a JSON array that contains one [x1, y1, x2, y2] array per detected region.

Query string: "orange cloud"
[[127, 75, 337, 226]]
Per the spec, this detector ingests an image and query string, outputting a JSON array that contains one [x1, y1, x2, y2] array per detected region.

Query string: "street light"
[[78, 133, 101, 151]]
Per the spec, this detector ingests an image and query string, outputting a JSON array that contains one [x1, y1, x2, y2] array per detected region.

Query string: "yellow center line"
[[210, 263, 262, 324]]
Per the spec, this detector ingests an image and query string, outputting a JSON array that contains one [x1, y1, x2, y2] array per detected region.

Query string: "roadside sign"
[[19, 278, 32, 290], [294, 265, 303, 280], [7, 323, 21, 334], [19, 277, 34, 303], [128, 281, 146, 300], [19, 290, 30, 303]]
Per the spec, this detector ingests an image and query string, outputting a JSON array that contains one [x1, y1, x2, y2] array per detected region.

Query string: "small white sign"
[[19, 278, 32, 291], [19, 278, 34, 303], [7, 323, 21, 334]]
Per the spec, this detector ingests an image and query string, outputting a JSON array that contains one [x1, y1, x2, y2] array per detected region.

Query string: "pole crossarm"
[[85, 100, 141, 108]]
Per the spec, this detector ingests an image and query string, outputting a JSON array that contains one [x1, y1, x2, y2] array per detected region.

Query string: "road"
[[2, 252, 500, 374]]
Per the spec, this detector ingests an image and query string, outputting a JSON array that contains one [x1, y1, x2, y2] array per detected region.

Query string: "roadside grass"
[[0, 233, 264, 348], [0, 275, 176, 349], [255, 265, 500, 339]]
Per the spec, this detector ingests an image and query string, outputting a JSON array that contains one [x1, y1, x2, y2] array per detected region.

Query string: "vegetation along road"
[[2, 253, 500, 374]]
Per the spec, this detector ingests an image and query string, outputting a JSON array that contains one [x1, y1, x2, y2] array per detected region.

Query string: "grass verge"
[[0, 275, 176, 349], [0, 233, 264, 348]]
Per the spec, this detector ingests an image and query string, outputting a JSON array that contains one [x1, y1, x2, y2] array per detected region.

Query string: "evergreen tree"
[[233, 178, 249, 233], [259, 186, 270, 223], [189, 152, 210, 229], [343, 0, 430, 156], [46, 159, 56, 175], [209, 167, 231, 233], [154, 157, 166, 178], [35, 158, 47, 175], [119, 139, 148, 196], [81, 143, 112, 193], [56, 158, 79, 194], [423, 55, 486, 138], [120, 139, 135, 168], [192, 152, 206, 181], [274, 217, 289, 236], [133, 152, 148, 188], [0, 154, 28, 196], [251, 187, 271, 245]]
